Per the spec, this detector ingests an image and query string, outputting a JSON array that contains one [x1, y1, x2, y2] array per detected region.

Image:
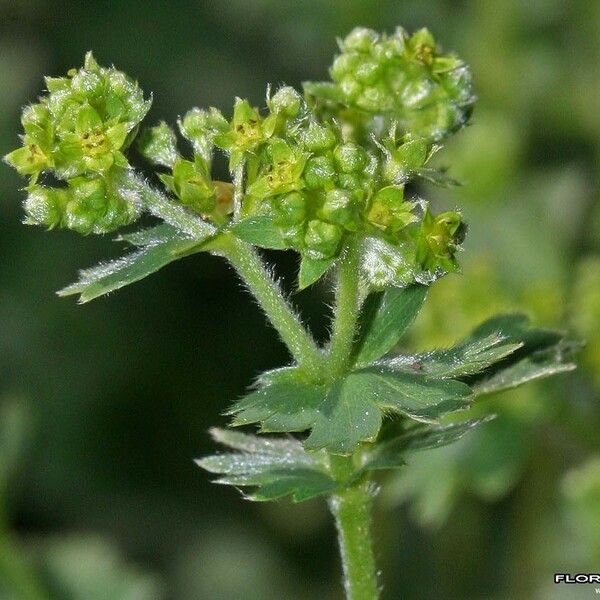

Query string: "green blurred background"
[[1, 1, 599, 598]]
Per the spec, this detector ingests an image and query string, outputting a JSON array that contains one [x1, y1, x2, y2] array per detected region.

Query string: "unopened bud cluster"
[[307, 27, 474, 141]]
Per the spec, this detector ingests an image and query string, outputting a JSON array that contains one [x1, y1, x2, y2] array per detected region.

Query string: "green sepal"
[[58, 224, 212, 302], [361, 416, 495, 472], [297, 255, 336, 290], [230, 216, 287, 250], [196, 428, 336, 503], [414, 168, 460, 188], [354, 284, 428, 365]]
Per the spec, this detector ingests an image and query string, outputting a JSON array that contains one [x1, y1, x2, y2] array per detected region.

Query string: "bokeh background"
[[1, 1, 599, 598]]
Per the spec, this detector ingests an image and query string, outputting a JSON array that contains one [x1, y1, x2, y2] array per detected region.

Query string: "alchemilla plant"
[[5, 27, 578, 599]]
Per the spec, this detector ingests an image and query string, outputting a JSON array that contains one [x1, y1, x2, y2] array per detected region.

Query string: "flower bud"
[[268, 86, 302, 119], [23, 186, 69, 228], [64, 175, 140, 234], [318, 28, 474, 140], [333, 143, 368, 173], [342, 28, 379, 53], [304, 155, 336, 190], [138, 121, 178, 168], [5, 51, 151, 186], [300, 121, 337, 153], [272, 192, 307, 227], [318, 189, 360, 231], [178, 107, 228, 161], [163, 157, 216, 214], [304, 219, 343, 260]]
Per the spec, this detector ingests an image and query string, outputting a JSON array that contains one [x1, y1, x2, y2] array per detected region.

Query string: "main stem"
[[327, 239, 361, 379], [329, 483, 379, 600], [326, 241, 380, 599], [223, 236, 323, 374]]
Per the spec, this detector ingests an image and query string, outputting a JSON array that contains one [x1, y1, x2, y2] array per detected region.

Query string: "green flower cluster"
[[4, 52, 150, 233], [306, 27, 474, 141], [137, 83, 465, 281], [6, 28, 470, 285]]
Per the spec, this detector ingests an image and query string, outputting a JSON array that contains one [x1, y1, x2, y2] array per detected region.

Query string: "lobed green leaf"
[[196, 428, 336, 502], [355, 368, 472, 423], [59, 225, 211, 302], [298, 255, 336, 290], [230, 216, 287, 250], [354, 284, 428, 365], [362, 416, 495, 471], [461, 314, 580, 395], [379, 334, 523, 378], [304, 376, 383, 454]]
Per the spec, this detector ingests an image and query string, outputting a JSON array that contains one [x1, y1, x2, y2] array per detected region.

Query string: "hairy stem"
[[127, 173, 217, 239], [327, 239, 361, 379], [222, 236, 323, 374], [329, 479, 379, 600], [128, 173, 320, 371]]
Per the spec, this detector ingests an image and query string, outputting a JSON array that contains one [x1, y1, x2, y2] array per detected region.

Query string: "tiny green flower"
[[178, 107, 228, 162], [367, 185, 416, 232], [414, 207, 466, 273], [160, 156, 216, 214], [382, 138, 430, 183], [246, 140, 308, 200], [316, 27, 474, 140], [214, 98, 268, 170], [5, 51, 150, 188]]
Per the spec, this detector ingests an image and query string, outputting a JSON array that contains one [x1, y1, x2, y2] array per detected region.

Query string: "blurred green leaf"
[[0, 398, 31, 494], [362, 416, 495, 472], [36, 536, 163, 600]]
